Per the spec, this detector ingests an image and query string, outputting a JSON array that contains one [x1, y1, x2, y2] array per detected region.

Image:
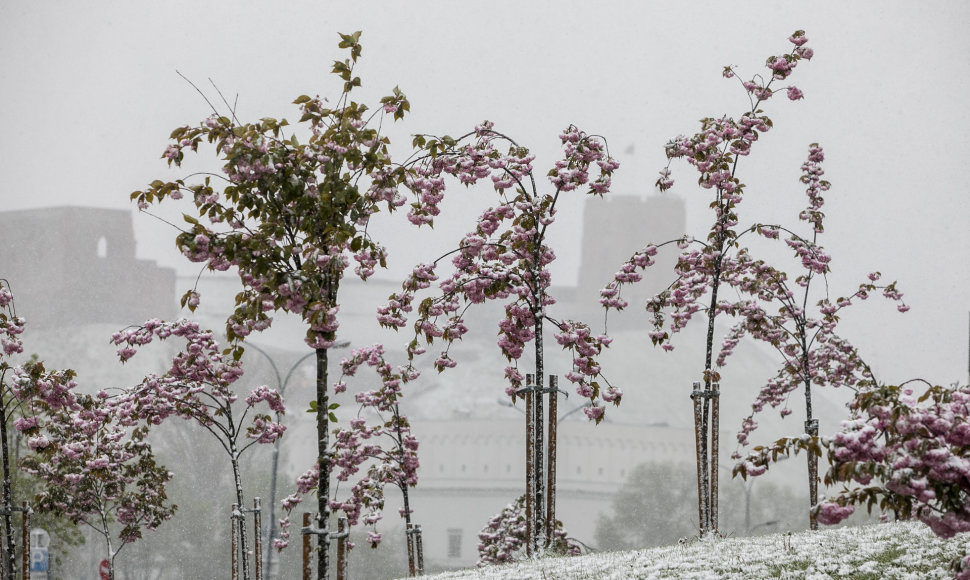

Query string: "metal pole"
[[415, 525, 424, 575], [231, 504, 239, 580], [524, 373, 534, 557], [545, 375, 558, 548], [710, 383, 720, 535], [20, 504, 28, 580], [302, 513, 312, 580], [690, 382, 706, 536], [406, 524, 415, 577], [335, 518, 348, 580], [253, 498, 263, 580]]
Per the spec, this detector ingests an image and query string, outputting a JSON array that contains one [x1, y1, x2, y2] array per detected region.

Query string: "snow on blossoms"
[[381, 121, 622, 419], [109, 318, 286, 445], [275, 344, 419, 551]]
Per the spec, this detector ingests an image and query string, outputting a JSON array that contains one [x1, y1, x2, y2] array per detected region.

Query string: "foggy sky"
[[1, 1, 968, 386]]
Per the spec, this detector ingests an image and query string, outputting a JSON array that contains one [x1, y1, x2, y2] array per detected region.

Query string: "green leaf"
[[182, 213, 199, 226], [307, 400, 318, 413]]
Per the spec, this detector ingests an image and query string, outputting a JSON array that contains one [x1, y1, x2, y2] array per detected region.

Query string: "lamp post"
[[246, 342, 348, 580]]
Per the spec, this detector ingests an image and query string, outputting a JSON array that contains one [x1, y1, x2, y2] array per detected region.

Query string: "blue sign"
[[30, 547, 48, 573]]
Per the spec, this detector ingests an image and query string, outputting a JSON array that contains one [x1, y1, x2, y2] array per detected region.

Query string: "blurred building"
[[0, 206, 175, 328], [0, 200, 837, 576], [224, 194, 836, 573]]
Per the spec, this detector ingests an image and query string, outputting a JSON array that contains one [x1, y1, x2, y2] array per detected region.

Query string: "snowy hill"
[[409, 522, 968, 579]]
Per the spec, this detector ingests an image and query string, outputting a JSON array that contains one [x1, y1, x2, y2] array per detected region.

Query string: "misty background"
[[1, 1, 969, 578], [2, 1, 967, 385]]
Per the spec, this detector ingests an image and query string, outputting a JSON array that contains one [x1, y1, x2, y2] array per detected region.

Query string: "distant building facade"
[[0, 206, 175, 327]]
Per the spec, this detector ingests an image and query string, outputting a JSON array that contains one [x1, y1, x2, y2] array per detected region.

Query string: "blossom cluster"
[[134, 52, 415, 352], [380, 123, 621, 413], [2, 282, 175, 554], [476, 494, 579, 566], [275, 344, 419, 550], [19, 394, 176, 545], [735, 380, 970, 579], [108, 318, 286, 446], [604, 33, 817, 363], [0, 283, 24, 357]]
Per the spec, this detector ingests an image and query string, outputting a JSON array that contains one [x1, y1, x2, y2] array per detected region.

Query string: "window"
[[447, 528, 463, 559], [97, 236, 107, 258]]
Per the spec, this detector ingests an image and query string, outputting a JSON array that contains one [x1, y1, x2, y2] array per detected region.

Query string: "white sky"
[[1, 1, 968, 385]]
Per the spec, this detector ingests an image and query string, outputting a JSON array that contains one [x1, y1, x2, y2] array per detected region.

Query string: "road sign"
[[29, 547, 48, 572], [99, 559, 110, 580]]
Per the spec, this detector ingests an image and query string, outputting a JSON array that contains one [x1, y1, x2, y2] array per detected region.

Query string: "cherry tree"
[[275, 344, 420, 574], [378, 122, 620, 552], [14, 384, 174, 580], [0, 279, 30, 579], [720, 143, 906, 529], [109, 318, 285, 580], [0, 280, 78, 579], [600, 31, 814, 536], [2, 280, 98, 579], [132, 32, 416, 580], [736, 379, 970, 579]]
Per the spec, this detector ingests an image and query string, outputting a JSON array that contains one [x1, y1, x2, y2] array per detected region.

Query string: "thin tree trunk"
[[802, 342, 818, 530], [101, 508, 116, 580], [532, 308, 544, 553], [0, 399, 15, 580], [265, 435, 281, 578], [230, 441, 251, 580], [710, 382, 719, 535], [316, 345, 331, 580], [697, 250, 724, 537]]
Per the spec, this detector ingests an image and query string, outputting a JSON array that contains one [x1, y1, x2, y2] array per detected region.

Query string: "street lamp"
[[245, 341, 348, 580], [496, 396, 594, 425]]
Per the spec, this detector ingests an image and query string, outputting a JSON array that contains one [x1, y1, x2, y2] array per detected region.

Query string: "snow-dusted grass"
[[411, 522, 969, 579]]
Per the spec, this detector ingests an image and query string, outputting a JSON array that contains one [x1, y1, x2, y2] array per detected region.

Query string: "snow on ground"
[[409, 521, 969, 579]]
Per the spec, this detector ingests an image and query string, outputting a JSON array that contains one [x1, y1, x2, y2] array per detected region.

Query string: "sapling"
[[0, 280, 84, 579], [275, 344, 420, 576], [724, 143, 906, 529], [110, 319, 285, 580], [600, 31, 815, 536], [379, 121, 620, 553], [132, 32, 419, 580], [17, 388, 174, 580]]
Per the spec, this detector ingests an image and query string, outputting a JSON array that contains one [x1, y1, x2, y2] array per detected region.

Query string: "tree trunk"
[[229, 439, 251, 580], [315, 346, 331, 580], [265, 435, 281, 578], [0, 399, 15, 580], [697, 244, 724, 537], [800, 335, 819, 530], [101, 508, 116, 580], [803, 368, 818, 529], [532, 307, 544, 554]]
